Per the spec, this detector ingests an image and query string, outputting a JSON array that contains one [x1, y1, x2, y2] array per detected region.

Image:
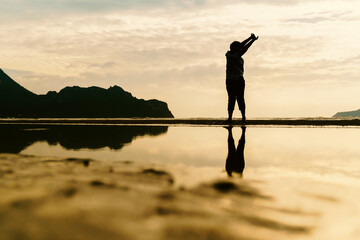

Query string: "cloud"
[[0, 0, 329, 19], [0, 0, 222, 17], [2, 0, 359, 117], [248, 54, 360, 86], [87, 61, 118, 69], [283, 10, 355, 24]]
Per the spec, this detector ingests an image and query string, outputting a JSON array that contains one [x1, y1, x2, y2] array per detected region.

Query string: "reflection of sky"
[[22, 126, 360, 186], [247, 128, 360, 178], [17, 126, 360, 239]]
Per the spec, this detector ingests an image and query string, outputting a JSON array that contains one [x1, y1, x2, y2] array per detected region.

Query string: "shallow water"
[[2, 124, 360, 239], [8, 125, 359, 185]]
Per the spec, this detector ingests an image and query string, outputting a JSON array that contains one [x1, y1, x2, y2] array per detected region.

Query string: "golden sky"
[[1, 0, 359, 117]]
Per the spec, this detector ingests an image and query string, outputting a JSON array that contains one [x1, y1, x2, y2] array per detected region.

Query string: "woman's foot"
[[224, 118, 232, 124]]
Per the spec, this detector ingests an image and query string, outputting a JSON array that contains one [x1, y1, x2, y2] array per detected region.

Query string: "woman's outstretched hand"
[[251, 33, 259, 40]]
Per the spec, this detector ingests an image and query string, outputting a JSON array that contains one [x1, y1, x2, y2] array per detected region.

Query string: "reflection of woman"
[[225, 126, 246, 177], [225, 34, 258, 123]]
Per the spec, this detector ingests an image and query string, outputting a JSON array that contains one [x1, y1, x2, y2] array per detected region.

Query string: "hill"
[[0, 69, 173, 118], [0, 69, 38, 116], [333, 109, 360, 118]]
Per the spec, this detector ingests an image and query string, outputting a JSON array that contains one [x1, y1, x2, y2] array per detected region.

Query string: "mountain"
[[0, 69, 173, 118], [333, 109, 360, 118], [0, 69, 38, 116]]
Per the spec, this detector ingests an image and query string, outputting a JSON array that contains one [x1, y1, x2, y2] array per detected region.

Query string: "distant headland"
[[333, 109, 360, 118], [0, 69, 173, 118]]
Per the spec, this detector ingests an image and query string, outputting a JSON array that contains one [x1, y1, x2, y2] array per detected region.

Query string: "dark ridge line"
[[0, 118, 360, 126]]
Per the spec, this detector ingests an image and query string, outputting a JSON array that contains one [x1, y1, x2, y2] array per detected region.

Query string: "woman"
[[225, 33, 258, 123]]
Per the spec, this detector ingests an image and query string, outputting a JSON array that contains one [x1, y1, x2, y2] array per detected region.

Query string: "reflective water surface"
[[2, 124, 360, 185], [2, 124, 360, 239]]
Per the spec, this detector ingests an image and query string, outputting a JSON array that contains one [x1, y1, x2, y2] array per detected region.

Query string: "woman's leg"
[[238, 81, 246, 121], [226, 82, 236, 121], [227, 95, 235, 121]]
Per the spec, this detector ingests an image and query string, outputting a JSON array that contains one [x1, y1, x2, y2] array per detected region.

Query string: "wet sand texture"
[[0, 154, 318, 240]]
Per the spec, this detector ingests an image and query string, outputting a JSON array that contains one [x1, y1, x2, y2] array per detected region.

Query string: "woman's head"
[[230, 41, 243, 52]]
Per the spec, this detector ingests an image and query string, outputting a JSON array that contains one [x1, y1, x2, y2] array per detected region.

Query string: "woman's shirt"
[[226, 51, 244, 81]]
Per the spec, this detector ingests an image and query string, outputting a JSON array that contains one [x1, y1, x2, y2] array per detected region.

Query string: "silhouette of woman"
[[225, 126, 246, 177], [225, 34, 258, 122]]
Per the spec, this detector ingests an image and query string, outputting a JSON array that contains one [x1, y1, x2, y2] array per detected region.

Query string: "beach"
[[1, 117, 360, 126], [0, 153, 345, 240], [3, 0, 359, 238], [1, 122, 360, 239]]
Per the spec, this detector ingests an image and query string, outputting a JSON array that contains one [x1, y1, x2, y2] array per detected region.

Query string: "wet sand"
[[1, 117, 360, 126], [1, 153, 360, 240]]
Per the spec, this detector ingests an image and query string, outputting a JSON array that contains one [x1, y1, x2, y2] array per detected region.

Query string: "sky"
[[1, 0, 360, 118]]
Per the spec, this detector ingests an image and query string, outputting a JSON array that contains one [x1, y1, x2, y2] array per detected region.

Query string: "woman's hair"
[[230, 41, 243, 52]]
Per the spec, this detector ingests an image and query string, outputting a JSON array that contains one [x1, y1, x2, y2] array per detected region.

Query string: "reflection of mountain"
[[0, 125, 168, 153], [0, 69, 173, 118], [333, 109, 360, 117]]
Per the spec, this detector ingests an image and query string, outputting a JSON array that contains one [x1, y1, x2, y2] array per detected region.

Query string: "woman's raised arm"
[[239, 34, 258, 56]]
